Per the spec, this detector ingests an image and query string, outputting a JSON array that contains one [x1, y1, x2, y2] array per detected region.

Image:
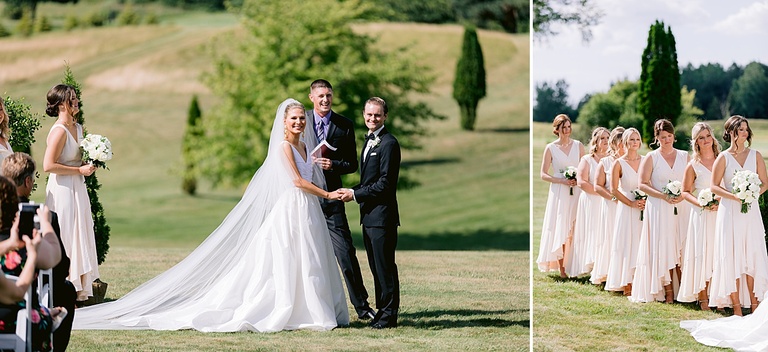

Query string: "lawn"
[[1, 4, 528, 351]]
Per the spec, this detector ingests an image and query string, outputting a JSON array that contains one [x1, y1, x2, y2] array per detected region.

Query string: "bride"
[[72, 98, 349, 332]]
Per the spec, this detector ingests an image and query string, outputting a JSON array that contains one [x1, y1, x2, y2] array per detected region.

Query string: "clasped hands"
[[328, 188, 355, 202]]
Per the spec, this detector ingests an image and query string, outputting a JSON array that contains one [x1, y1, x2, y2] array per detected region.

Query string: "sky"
[[532, 0, 768, 105]]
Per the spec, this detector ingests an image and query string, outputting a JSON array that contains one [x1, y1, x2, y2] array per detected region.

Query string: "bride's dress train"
[[72, 99, 348, 332], [681, 292, 768, 352]]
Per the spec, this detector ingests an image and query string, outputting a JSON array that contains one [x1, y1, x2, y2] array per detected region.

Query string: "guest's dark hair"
[[650, 119, 675, 148], [365, 97, 388, 115], [552, 114, 571, 136], [45, 84, 77, 117], [2, 152, 36, 187], [310, 79, 333, 91], [722, 115, 752, 149], [0, 176, 19, 231]]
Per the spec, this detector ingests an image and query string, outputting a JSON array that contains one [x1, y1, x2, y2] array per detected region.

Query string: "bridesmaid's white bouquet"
[[662, 180, 682, 215], [632, 188, 647, 220], [561, 166, 578, 195], [80, 133, 113, 169], [697, 188, 718, 212], [731, 170, 761, 214]]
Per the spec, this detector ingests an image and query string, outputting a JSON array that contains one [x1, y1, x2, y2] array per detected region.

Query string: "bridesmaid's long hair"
[[649, 119, 675, 149], [0, 100, 9, 140], [722, 115, 752, 152], [607, 126, 625, 157], [588, 127, 609, 155], [622, 128, 642, 152], [690, 122, 721, 162]]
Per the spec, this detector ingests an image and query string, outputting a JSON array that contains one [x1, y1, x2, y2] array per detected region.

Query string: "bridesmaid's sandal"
[[733, 306, 743, 316], [664, 288, 674, 304], [699, 300, 710, 311]]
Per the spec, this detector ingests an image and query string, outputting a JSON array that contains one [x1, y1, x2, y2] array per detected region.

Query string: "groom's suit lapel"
[[361, 127, 388, 173]]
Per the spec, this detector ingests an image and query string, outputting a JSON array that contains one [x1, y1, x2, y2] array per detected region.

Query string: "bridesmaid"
[[677, 122, 721, 310], [708, 115, 768, 316], [43, 84, 99, 303], [605, 128, 644, 295], [566, 127, 608, 277], [630, 119, 690, 304], [0, 99, 12, 160], [591, 126, 625, 285], [536, 114, 585, 278]]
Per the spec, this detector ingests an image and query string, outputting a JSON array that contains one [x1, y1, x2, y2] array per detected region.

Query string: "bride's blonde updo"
[[45, 84, 77, 118]]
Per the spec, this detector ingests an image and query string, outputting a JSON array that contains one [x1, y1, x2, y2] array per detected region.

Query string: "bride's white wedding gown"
[[681, 291, 768, 351], [73, 100, 348, 332]]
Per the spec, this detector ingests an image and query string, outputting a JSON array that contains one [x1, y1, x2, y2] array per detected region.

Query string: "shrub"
[[34, 15, 53, 33], [64, 15, 79, 31], [16, 10, 34, 37]]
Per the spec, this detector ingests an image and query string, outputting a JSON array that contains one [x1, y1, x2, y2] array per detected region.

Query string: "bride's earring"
[[284, 126, 288, 139]]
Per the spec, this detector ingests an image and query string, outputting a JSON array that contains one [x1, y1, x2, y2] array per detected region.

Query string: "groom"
[[341, 97, 400, 329], [307, 79, 376, 321]]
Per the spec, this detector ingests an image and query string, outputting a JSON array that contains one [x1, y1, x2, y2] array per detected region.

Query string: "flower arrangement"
[[632, 188, 648, 220], [662, 180, 682, 215], [697, 188, 718, 212], [561, 166, 578, 195], [731, 170, 762, 214], [80, 133, 113, 169]]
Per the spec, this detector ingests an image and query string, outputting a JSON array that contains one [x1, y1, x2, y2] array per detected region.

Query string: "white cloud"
[[714, 0, 768, 35]]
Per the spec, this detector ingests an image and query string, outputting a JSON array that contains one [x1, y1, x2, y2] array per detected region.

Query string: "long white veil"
[[74, 98, 326, 329]]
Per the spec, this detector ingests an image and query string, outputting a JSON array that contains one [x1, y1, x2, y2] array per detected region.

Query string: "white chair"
[[0, 270, 53, 352], [0, 275, 32, 352]]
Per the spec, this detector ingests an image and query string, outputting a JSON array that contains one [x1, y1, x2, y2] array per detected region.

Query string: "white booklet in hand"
[[311, 140, 337, 159]]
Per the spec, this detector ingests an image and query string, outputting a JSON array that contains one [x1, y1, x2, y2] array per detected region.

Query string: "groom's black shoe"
[[358, 309, 376, 320], [369, 320, 397, 329]]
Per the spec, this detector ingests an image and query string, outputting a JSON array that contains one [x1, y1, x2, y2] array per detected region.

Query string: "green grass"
[[530, 120, 768, 351], [1, 8, 528, 351]]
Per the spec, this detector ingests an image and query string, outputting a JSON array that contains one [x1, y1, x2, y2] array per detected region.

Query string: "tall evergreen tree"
[[637, 20, 681, 146], [62, 65, 111, 265], [182, 95, 203, 195], [453, 25, 487, 131]]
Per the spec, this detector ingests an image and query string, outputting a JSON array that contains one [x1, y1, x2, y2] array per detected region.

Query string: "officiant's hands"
[[314, 157, 333, 170]]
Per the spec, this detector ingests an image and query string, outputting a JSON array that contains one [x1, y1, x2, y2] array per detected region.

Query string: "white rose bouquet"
[[561, 166, 578, 195], [662, 180, 683, 215], [731, 170, 761, 214], [632, 189, 648, 220], [697, 188, 718, 212], [80, 133, 113, 169]]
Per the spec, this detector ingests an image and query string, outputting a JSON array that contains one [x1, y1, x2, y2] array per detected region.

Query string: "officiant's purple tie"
[[316, 120, 325, 141]]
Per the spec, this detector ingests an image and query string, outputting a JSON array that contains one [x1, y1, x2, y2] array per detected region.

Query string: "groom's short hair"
[[2, 152, 36, 187], [310, 79, 333, 91], [365, 97, 388, 115]]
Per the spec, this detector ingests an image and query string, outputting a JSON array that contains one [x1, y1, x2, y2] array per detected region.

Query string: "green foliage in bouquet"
[[4, 96, 43, 154], [62, 64, 111, 265], [182, 95, 203, 195]]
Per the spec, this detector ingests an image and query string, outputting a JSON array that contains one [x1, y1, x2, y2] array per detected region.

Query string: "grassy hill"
[[1, 4, 528, 351]]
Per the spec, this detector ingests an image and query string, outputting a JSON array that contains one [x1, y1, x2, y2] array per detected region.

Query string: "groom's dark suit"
[[353, 126, 400, 327], [307, 110, 373, 317]]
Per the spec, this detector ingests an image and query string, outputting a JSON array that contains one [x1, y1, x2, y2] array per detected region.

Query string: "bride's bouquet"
[[80, 133, 113, 169], [697, 188, 718, 212], [662, 180, 682, 215], [561, 166, 578, 195], [632, 188, 647, 220], [731, 170, 761, 214]]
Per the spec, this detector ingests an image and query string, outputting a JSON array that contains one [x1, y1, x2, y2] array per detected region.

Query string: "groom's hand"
[[340, 189, 354, 202]]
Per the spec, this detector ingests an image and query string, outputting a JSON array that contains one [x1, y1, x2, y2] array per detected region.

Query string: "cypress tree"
[[637, 20, 681, 146], [62, 65, 111, 265], [182, 95, 203, 195], [453, 25, 486, 131]]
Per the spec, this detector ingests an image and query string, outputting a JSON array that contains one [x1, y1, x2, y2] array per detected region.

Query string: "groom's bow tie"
[[366, 133, 376, 141]]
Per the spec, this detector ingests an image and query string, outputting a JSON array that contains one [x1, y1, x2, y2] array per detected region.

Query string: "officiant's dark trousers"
[[323, 203, 371, 316], [362, 225, 399, 324]]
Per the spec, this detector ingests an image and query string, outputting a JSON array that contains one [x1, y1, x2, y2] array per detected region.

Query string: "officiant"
[[307, 79, 376, 321]]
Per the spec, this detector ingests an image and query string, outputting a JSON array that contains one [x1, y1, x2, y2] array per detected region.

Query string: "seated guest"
[[3, 152, 76, 351], [0, 176, 66, 351]]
